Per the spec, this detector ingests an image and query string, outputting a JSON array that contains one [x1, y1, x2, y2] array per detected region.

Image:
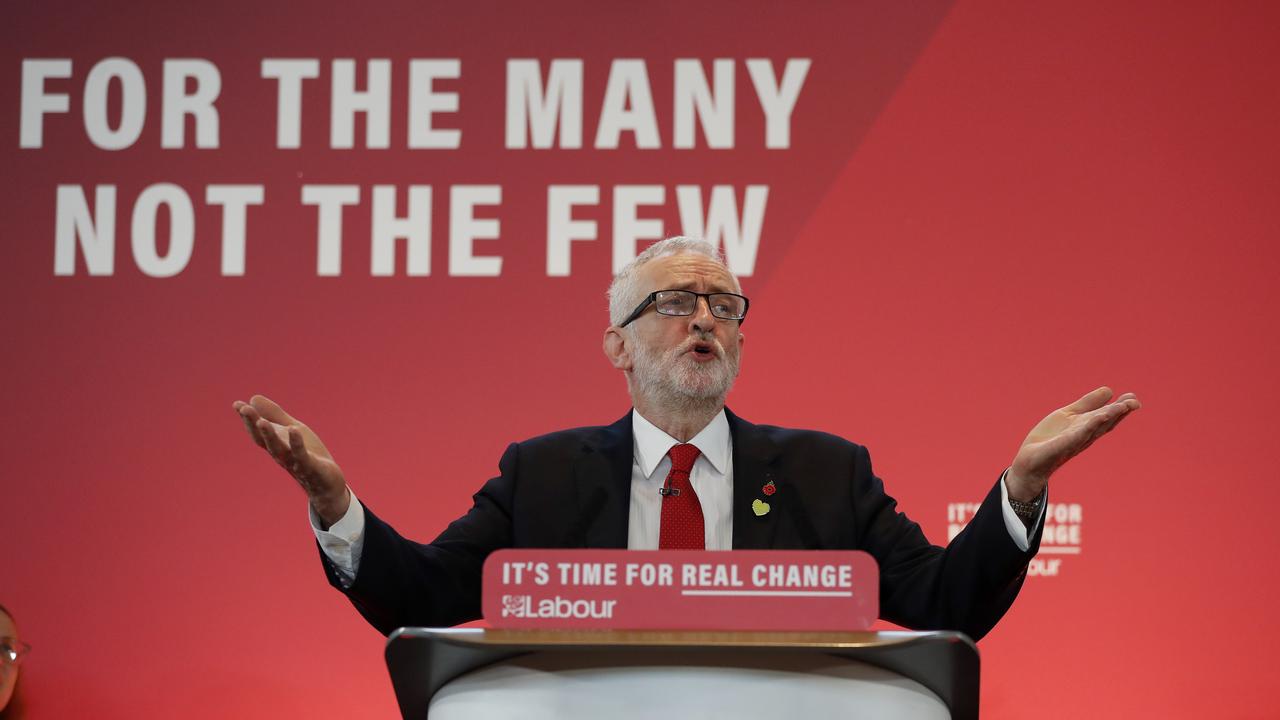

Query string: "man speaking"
[[233, 236, 1140, 640]]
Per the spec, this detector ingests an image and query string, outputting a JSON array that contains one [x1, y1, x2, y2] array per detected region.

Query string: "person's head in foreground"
[[0, 604, 27, 718]]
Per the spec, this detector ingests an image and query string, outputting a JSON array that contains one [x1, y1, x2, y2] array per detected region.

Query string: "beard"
[[630, 331, 740, 409]]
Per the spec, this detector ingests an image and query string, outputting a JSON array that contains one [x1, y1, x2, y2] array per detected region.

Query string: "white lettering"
[[408, 59, 461, 149], [506, 59, 583, 149], [1028, 558, 1062, 577], [54, 184, 115, 276], [131, 183, 195, 278], [680, 563, 745, 587], [545, 185, 598, 276], [1042, 524, 1083, 545], [676, 185, 767, 276], [556, 562, 619, 586], [261, 59, 320, 149], [20, 59, 73, 148], [161, 59, 220, 149], [751, 564, 852, 588], [746, 58, 810, 149], [300, 184, 360, 276], [206, 185, 264, 276], [331, 59, 390, 149], [84, 58, 146, 150], [595, 60, 660, 149], [371, 184, 432, 276], [1047, 502, 1084, 524], [947, 502, 981, 523], [673, 59, 734, 149], [612, 185, 664, 274], [534, 596, 617, 619], [624, 562, 674, 586], [449, 185, 502, 276]]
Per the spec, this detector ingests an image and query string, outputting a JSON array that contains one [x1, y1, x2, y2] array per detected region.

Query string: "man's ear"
[[603, 327, 632, 371]]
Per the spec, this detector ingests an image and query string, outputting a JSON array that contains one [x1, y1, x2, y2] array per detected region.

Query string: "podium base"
[[429, 649, 949, 719]]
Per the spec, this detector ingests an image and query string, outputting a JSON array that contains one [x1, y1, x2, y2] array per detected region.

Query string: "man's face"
[[623, 252, 745, 404]]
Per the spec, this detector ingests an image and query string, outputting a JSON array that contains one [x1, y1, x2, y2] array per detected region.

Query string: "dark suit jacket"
[[323, 409, 1041, 641]]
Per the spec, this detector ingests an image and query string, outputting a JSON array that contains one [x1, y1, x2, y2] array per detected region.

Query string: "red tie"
[[659, 444, 704, 550]]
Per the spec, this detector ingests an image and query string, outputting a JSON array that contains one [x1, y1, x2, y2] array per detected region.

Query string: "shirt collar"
[[631, 408, 730, 479]]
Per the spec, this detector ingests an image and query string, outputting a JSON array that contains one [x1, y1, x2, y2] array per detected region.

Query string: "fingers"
[[250, 395, 297, 426], [1073, 399, 1137, 455], [1100, 408, 1132, 437], [1017, 389, 1142, 482], [1081, 401, 1129, 434], [235, 396, 316, 463], [1117, 392, 1143, 411], [233, 401, 268, 449], [288, 426, 311, 469], [1099, 394, 1141, 423], [1066, 386, 1114, 413], [234, 398, 331, 498], [257, 417, 293, 464], [1093, 399, 1137, 438], [1047, 400, 1133, 458], [1069, 387, 1143, 416]]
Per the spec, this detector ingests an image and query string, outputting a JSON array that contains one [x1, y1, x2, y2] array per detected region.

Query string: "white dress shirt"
[[312, 409, 1042, 586], [627, 408, 734, 550]]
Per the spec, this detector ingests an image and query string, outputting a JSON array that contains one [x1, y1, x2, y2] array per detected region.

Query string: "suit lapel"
[[572, 411, 633, 548], [572, 408, 785, 550], [727, 408, 782, 549]]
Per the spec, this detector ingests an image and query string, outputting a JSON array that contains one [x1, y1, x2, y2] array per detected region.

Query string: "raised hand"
[[1007, 387, 1141, 501], [233, 395, 350, 526]]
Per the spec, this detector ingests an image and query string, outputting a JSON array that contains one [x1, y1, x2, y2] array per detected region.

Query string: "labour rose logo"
[[502, 595, 529, 617]]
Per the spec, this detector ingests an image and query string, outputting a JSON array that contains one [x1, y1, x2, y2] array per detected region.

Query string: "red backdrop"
[[4, 1, 1278, 717]]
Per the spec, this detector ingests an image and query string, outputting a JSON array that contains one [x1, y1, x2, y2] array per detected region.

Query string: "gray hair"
[[607, 236, 731, 326]]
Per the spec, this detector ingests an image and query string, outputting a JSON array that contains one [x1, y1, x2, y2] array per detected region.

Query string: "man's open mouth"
[[689, 341, 717, 358]]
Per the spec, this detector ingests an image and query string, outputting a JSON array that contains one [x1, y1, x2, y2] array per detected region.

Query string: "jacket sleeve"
[[317, 442, 521, 635], [852, 445, 1041, 641]]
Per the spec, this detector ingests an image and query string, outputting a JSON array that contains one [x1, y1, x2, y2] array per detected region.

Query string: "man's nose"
[[688, 295, 716, 334]]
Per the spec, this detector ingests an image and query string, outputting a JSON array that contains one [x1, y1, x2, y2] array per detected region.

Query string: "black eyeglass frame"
[[617, 289, 750, 328]]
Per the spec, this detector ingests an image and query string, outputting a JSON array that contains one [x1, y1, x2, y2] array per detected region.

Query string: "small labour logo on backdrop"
[[946, 500, 1083, 578]]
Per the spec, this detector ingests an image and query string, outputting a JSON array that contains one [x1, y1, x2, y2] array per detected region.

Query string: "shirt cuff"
[[999, 470, 1045, 552], [309, 490, 365, 587]]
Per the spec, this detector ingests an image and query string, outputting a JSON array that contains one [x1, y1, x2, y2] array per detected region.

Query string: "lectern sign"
[[482, 549, 879, 631]]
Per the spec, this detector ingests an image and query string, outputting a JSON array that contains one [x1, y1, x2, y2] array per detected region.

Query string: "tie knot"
[[667, 443, 701, 474]]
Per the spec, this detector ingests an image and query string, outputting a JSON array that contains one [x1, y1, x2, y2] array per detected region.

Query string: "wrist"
[[312, 486, 351, 530], [1005, 468, 1046, 503]]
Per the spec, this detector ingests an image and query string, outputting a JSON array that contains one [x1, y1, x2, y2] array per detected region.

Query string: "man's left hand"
[[1007, 386, 1142, 502]]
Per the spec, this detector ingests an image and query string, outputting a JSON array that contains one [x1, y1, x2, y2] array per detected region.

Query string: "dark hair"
[[0, 603, 25, 720]]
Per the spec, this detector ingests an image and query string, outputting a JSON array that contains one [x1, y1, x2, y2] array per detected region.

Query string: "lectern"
[[385, 628, 978, 719]]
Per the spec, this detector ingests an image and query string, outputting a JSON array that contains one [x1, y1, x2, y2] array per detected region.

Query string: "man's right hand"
[[233, 395, 350, 527]]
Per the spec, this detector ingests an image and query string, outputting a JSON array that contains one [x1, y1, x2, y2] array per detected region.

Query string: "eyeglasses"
[[618, 290, 750, 327], [1, 638, 29, 667]]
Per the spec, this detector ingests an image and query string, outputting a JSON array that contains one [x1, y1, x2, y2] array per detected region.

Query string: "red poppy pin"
[[762, 480, 776, 496]]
